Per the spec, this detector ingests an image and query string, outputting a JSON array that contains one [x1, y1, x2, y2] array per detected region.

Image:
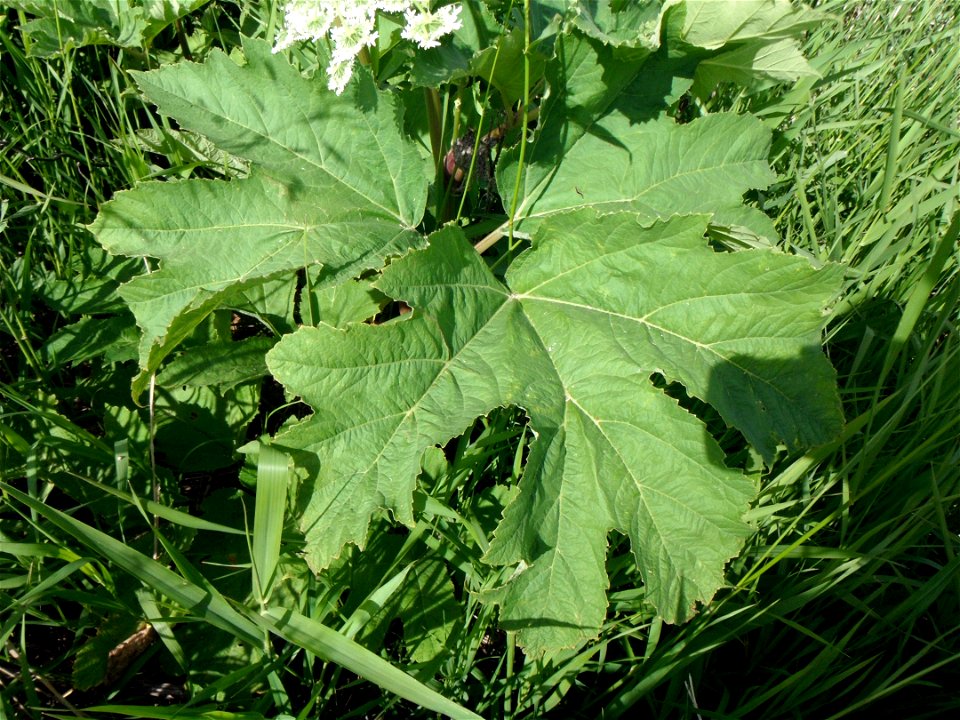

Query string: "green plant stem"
[[505, 0, 532, 249], [148, 373, 160, 561], [505, 630, 516, 715], [425, 87, 443, 167], [878, 69, 905, 211], [879, 211, 959, 383], [173, 18, 193, 61]]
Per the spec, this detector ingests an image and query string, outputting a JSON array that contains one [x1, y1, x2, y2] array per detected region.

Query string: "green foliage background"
[[1, 1, 958, 718]]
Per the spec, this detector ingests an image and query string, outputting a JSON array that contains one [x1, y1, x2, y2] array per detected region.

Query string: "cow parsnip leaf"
[[510, 111, 776, 232], [692, 39, 819, 97], [90, 38, 430, 396], [268, 211, 843, 653], [495, 6, 826, 237], [267, 225, 531, 572], [571, 0, 667, 49], [496, 31, 776, 234], [675, 0, 823, 49], [671, 0, 822, 96], [11, 0, 148, 57]]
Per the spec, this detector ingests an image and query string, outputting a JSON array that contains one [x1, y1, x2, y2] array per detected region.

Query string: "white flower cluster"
[[274, 1, 463, 94]]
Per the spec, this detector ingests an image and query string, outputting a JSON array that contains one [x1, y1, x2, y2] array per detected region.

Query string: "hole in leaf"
[[649, 372, 753, 471]]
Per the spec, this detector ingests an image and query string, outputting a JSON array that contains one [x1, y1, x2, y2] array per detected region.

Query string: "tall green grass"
[[1, 1, 958, 718], [589, 1, 960, 717]]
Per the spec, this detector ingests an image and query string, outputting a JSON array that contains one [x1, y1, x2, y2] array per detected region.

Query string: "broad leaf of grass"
[[251, 443, 288, 605], [878, 211, 959, 382], [260, 607, 484, 720], [62, 708, 267, 719], [79, 476, 247, 536]]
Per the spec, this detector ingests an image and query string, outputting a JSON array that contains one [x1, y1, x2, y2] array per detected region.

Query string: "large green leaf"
[[570, 0, 668, 49], [267, 213, 843, 653], [509, 110, 776, 231], [496, 31, 776, 235], [692, 38, 820, 97], [674, 0, 823, 49], [496, 3, 826, 236], [669, 0, 823, 96], [90, 38, 430, 396]]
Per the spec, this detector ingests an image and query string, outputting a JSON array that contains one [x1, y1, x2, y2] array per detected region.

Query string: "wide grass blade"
[[260, 607, 484, 720], [1, 482, 263, 646], [879, 210, 959, 381], [56, 708, 267, 719], [250, 443, 288, 604]]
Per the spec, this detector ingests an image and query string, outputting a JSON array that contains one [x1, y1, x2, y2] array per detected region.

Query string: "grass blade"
[[260, 607, 484, 720], [251, 443, 288, 604], [1, 482, 483, 719], [1, 481, 263, 647]]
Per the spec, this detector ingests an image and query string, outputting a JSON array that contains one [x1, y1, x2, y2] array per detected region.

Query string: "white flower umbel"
[[401, 2, 463, 49], [274, 1, 463, 94], [272, 0, 336, 52]]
